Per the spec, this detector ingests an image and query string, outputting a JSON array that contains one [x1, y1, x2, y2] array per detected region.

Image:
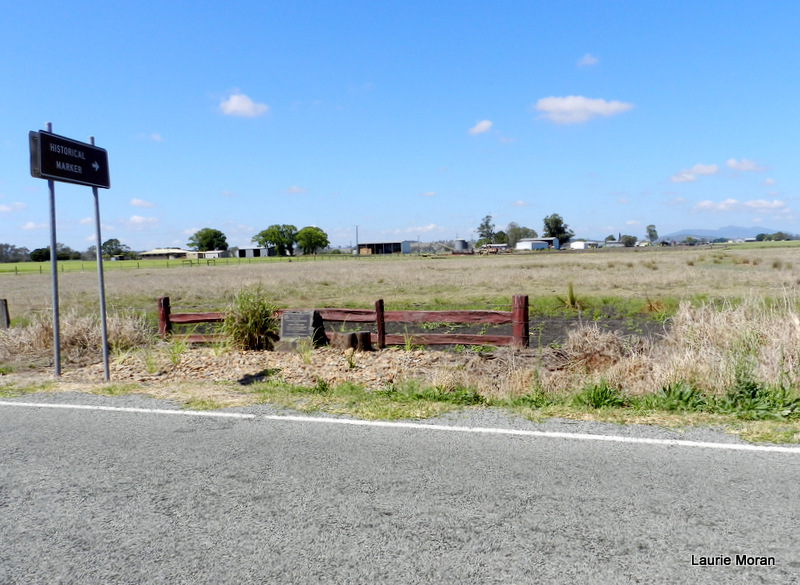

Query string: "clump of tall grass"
[[220, 285, 280, 350], [0, 309, 154, 363]]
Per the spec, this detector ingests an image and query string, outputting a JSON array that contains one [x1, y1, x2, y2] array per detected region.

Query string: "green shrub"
[[221, 285, 280, 350], [573, 380, 626, 409]]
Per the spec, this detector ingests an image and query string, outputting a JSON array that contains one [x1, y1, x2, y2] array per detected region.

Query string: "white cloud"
[[511, 200, 528, 207], [625, 220, 640, 226], [577, 53, 599, 67], [726, 158, 764, 172], [394, 223, 441, 234], [219, 92, 269, 117], [221, 190, 237, 198], [149, 133, 163, 142], [0, 202, 25, 213], [468, 120, 493, 135], [286, 186, 307, 194], [130, 198, 155, 208], [763, 178, 776, 186], [125, 215, 159, 228], [79, 217, 93, 225], [420, 191, 435, 197], [670, 163, 719, 183], [693, 198, 739, 212], [617, 198, 629, 204], [743, 199, 788, 211], [21, 221, 46, 230], [534, 95, 634, 124]]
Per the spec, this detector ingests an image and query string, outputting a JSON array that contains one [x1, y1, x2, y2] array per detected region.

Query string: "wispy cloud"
[[21, 221, 46, 230], [124, 215, 159, 228], [577, 53, 599, 67], [693, 198, 790, 214], [0, 202, 25, 213], [130, 198, 155, 208], [219, 92, 269, 117], [468, 120, 493, 135], [763, 178, 776, 186], [670, 163, 719, 183], [726, 158, 765, 172], [511, 200, 528, 207], [393, 223, 442, 234], [286, 186, 307, 194], [420, 191, 435, 197], [534, 96, 634, 124]]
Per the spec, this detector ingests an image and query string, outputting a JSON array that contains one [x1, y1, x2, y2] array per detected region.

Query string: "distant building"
[[357, 241, 413, 255], [515, 237, 560, 251], [139, 248, 188, 260], [187, 250, 230, 259], [237, 247, 274, 258], [569, 240, 603, 250]]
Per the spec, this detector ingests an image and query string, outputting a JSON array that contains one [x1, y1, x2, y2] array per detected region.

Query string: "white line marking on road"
[[2, 400, 800, 454]]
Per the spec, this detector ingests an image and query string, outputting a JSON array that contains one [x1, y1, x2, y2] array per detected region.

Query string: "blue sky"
[[2, 0, 799, 252]]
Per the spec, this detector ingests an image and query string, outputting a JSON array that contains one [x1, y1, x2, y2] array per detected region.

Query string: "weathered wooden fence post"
[[375, 299, 386, 349], [157, 296, 171, 338], [0, 299, 9, 329], [511, 294, 529, 348]]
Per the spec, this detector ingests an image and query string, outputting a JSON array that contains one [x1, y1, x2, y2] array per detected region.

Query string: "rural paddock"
[[2, 244, 800, 318]]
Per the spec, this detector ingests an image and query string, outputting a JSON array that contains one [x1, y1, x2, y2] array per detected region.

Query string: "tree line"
[[188, 225, 330, 256]]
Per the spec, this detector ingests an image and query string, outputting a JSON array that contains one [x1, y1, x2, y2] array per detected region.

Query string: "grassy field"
[[3, 244, 800, 442], [3, 243, 800, 318]]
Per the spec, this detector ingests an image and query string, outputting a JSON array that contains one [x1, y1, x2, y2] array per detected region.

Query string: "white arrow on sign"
[[92, 161, 100, 171]]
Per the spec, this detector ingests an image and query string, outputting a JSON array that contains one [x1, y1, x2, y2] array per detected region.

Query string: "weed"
[[139, 350, 159, 374], [650, 382, 707, 412], [344, 349, 358, 370], [220, 284, 279, 350], [295, 338, 314, 364], [556, 282, 583, 310], [167, 335, 188, 365], [573, 380, 626, 409]]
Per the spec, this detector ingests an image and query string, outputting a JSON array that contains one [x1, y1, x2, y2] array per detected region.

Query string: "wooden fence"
[[157, 295, 529, 348]]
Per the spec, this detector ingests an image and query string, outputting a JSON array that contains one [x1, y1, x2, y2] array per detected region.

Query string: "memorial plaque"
[[280, 310, 315, 340], [278, 310, 327, 350]]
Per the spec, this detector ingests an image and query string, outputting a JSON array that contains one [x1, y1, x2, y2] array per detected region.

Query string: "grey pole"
[[46, 122, 61, 377], [90, 136, 110, 381]]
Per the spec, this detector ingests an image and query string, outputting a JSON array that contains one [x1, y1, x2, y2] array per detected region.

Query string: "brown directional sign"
[[29, 130, 110, 189]]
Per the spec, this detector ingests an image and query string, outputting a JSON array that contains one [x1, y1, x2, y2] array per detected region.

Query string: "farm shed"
[[515, 237, 560, 251], [358, 241, 413, 255], [237, 247, 274, 258], [139, 248, 188, 260], [187, 250, 230, 260], [569, 240, 602, 250]]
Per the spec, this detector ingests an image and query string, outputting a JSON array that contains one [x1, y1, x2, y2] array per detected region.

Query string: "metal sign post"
[[29, 124, 111, 379]]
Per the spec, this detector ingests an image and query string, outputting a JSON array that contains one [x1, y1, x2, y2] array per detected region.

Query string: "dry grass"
[[3, 245, 800, 318]]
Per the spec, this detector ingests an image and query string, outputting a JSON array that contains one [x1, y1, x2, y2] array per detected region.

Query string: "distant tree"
[[542, 214, 574, 246], [0, 243, 30, 263], [188, 228, 228, 251], [296, 226, 330, 255], [646, 224, 658, 243], [30, 247, 50, 262], [253, 224, 297, 256], [506, 222, 538, 247], [494, 230, 508, 244], [772, 231, 791, 241], [101, 238, 132, 257], [477, 215, 496, 242], [620, 235, 638, 247], [605, 234, 615, 242], [756, 233, 768, 241]]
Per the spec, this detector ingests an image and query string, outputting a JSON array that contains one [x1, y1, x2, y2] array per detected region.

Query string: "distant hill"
[[661, 225, 779, 242]]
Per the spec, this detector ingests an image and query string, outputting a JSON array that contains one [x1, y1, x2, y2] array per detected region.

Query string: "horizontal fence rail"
[[157, 295, 529, 348]]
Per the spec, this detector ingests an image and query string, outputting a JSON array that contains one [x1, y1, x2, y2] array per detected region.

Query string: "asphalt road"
[[1, 393, 799, 584]]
